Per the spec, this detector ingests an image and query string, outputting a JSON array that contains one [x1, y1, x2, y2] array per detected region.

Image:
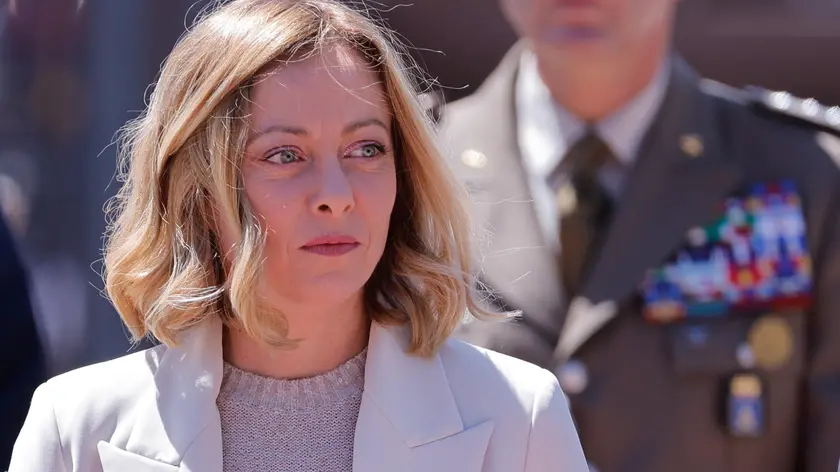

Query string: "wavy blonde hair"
[[104, 0, 494, 357]]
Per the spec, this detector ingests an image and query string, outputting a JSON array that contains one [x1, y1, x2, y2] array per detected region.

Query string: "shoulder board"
[[744, 86, 840, 135]]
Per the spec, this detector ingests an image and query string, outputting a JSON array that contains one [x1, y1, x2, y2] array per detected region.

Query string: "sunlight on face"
[[233, 44, 397, 312]]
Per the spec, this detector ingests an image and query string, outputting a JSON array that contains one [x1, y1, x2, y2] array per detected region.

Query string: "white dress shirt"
[[515, 51, 670, 251]]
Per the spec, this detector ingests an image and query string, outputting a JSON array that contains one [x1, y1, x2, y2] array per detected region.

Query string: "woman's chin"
[[278, 277, 368, 309]]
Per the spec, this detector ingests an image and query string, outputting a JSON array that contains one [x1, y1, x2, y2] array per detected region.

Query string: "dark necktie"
[[550, 132, 617, 298]]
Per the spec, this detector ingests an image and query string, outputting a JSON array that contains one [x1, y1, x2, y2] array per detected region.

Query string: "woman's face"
[[226, 45, 397, 313]]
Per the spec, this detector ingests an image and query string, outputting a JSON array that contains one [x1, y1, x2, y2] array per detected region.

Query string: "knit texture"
[[217, 349, 367, 472]]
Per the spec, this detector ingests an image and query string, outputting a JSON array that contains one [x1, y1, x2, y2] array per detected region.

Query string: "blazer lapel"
[[453, 42, 566, 337], [97, 319, 491, 472], [99, 318, 225, 472], [353, 324, 494, 472], [97, 442, 179, 471], [555, 57, 744, 361], [178, 422, 224, 472]]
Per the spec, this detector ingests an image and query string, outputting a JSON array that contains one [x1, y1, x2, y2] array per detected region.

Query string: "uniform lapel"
[[446, 42, 566, 337], [98, 318, 225, 472], [555, 58, 744, 361], [353, 324, 494, 472]]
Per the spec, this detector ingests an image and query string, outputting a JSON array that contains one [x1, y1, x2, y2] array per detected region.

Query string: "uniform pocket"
[[669, 312, 806, 377]]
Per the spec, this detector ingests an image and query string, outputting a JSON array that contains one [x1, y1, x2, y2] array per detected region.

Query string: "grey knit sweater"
[[216, 349, 367, 471]]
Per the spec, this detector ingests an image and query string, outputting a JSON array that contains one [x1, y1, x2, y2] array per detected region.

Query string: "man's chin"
[[538, 25, 607, 46]]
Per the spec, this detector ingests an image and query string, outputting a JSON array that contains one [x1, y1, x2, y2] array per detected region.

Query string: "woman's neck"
[[223, 294, 370, 380]]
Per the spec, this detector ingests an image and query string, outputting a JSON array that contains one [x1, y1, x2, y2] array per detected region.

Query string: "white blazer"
[[9, 317, 589, 472]]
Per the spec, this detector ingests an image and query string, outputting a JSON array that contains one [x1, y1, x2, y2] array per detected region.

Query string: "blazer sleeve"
[[524, 370, 589, 472], [7, 382, 68, 472]]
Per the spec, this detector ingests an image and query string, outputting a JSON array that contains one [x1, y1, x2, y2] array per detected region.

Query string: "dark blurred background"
[[380, 0, 840, 105], [1, 0, 839, 375]]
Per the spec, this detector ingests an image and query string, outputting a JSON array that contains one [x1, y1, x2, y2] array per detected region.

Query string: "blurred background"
[[2, 0, 839, 377]]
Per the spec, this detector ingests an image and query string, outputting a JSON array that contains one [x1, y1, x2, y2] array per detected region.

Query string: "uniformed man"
[[439, 0, 840, 471]]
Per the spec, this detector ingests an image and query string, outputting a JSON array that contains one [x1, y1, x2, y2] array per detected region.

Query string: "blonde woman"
[[9, 1, 588, 471]]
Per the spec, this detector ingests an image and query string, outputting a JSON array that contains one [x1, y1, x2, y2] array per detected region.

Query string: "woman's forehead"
[[248, 46, 392, 130], [257, 45, 384, 95]]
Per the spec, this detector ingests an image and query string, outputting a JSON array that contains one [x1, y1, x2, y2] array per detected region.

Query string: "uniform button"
[[736, 343, 756, 369], [685, 326, 709, 346], [556, 360, 589, 395], [679, 134, 704, 158]]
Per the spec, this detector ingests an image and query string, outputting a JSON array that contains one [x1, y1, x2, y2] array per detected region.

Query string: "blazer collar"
[[352, 325, 494, 471], [107, 318, 492, 471], [359, 323, 464, 446], [122, 317, 224, 470]]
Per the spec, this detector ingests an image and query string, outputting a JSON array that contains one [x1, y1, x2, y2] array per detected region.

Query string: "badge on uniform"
[[640, 180, 813, 324], [724, 373, 765, 437]]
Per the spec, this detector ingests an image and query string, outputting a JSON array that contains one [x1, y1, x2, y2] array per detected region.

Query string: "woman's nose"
[[311, 163, 355, 216]]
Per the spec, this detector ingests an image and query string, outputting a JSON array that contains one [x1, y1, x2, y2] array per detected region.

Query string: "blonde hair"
[[104, 0, 493, 357]]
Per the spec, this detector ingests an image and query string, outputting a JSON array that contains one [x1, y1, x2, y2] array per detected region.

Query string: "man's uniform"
[[440, 43, 840, 472]]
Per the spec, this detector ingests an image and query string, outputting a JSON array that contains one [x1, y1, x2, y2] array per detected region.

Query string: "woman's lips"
[[300, 234, 360, 257], [300, 243, 360, 256]]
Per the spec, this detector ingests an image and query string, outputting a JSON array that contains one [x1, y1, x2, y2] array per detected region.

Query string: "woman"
[[9, 1, 588, 471]]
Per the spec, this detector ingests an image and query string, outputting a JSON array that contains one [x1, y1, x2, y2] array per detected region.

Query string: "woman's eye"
[[347, 143, 385, 159], [266, 148, 302, 164]]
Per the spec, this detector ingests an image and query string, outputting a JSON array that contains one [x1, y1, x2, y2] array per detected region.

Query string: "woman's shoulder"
[[37, 344, 166, 426], [434, 336, 588, 469], [437, 336, 564, 413], [48, 343, 163, 388], [9, 345, 169, 470]]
